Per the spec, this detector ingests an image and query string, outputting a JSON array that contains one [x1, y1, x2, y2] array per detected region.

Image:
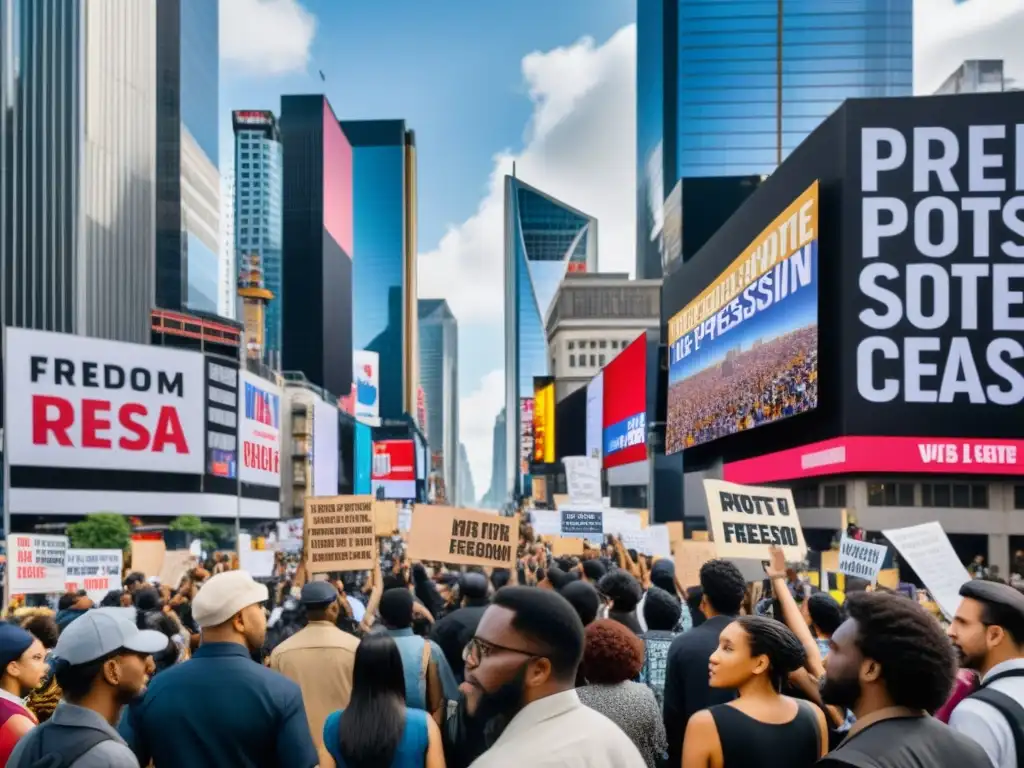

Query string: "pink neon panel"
[[322, 101, 353, 257]]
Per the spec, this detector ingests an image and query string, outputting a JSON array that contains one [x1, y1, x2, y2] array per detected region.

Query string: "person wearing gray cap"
[[269, 579, 360, 753], [6, 609, 168, 768], [948, 578, 1024, 768], [429, 572, 490, 682]]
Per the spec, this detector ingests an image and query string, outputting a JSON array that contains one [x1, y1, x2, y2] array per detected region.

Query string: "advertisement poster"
[[354, 421, 372, 495], [9, 534, 69, 594], [353, 350, 380, 421], [603, 333, 647, 469], [407, 507, 519, 568], [519, 397, 535, 477], [311, 399, 339, 497], [533, 377, 555, 464], [205, 357, 239, 481], [585, 371, 603, 461], [65, 549, 123, 602], [239, 371, 281, 487], [371, 439, 416, 500], [702, 479, 807, 562], [667, 182, 819, 453], [4, 328, 205, 473]]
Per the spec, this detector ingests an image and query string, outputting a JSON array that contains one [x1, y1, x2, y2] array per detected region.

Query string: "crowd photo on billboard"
[[667, 181, 820, 453]]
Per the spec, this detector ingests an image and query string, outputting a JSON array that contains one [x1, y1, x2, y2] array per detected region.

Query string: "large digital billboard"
[[519, 397, 534, 477], [585, 371, 603, 461], [533, 377, 555, 464], [603, 333, 647, 469], [239, 371, 281, 488], [311, 398, 339, 496], [372, 438, 416, 499], [666, 181, 819, 453], [353, 350, 380, 421]]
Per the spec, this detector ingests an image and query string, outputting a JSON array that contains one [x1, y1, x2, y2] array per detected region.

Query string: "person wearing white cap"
[[6, 609, 168, 768], [122, 570, 318, 768]]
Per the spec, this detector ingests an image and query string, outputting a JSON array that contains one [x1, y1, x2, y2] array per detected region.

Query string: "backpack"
[[21, 722, 113, 768], [965, 667, 1024, 768]]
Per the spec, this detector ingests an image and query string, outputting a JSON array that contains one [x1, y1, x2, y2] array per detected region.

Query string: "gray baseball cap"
[[54, 609, 169, 666]]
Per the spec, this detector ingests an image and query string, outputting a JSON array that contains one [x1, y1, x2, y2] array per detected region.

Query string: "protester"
[[597, 570, 644, 634], [0, 623, 47, 761], [431, 572, 491, 682], [270, 580, 361, 752], [123, 573, 146, 596], [637, 559, 692, 633], [55, 592, 92, 631], [804, 592, 845, 659], [7, 609, 168, 768], [319, 633, 445, 768], [560, 580, 601, 628], [124, 570, 319, 767], [638, 585, 683, 710], [20, 613, 61, 723], [580, 558, 607, 585], [663, 558, 746, 766], [683, 616, 826, 767], [462, 586, 645, 767], [818, 591, 991, 767], [577, 619, 667, 767], [947, 579, 1024, 767]]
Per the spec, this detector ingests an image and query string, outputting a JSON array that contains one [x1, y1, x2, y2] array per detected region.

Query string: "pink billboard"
[[322, 101, 353, 257], [722, 436, 1024, 484]]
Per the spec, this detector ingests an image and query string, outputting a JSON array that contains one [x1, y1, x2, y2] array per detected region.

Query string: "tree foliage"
[[67, 513, 132, 551], [169, 515, 228, 552]]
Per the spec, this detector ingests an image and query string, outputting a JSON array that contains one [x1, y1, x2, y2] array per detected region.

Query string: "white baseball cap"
[[192, 570, 269, 628]]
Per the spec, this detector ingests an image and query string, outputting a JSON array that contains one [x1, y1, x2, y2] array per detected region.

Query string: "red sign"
[[602, 334, 647, 469], [723, 436, 1024, 484], [372, 439, 415, 481], [33, 396, 189, 454]]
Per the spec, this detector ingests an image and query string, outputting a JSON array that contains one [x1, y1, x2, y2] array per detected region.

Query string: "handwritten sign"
[[65, 549, 122, 602], [407, 506, 519, 568], [703, 479, 807, 561], [837, 536, 887, 584], [882, 522, 968, 620], [304, 495, 377, 573], [561, 508, 603, 536], [673, 540, 719, 589], [563, 456, 602, 505], [10, 535, 68, 594]]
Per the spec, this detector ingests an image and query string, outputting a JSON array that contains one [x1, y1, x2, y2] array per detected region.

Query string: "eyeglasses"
[[462, 636, 539, 665]]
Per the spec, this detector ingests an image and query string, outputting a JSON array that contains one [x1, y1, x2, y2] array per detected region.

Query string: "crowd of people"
[[667, 325, 818, 452], [0, 529, 1020, 767]]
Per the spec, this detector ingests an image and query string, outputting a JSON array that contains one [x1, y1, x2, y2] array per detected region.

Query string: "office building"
[[636, 0, 913, 279], [219, 173, 236, 319], [934, 60, 1008, 95], [155, 0, 221, 315], [1, 0, 156, 344], [457, 442, 475, 507], [503, 177, 597, 498], [280, 95, 353, 399], [546, 273, 660, 402], [233, 110, 284, 367], [483, 408, 508, 508], [341, 120, 418, 419], [418, 298, 458, 504]]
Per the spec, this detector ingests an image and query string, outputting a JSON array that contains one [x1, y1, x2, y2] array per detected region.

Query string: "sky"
[[221, 0, 1024, 505]]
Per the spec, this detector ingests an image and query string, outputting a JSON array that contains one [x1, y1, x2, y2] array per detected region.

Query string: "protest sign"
[[673, 540, 718, 589], [838, 536, 887, 584], [530, 509, 560, 537], [882, 522, 969, 620], [562, 456, 602, 505], [549, 537, 585, 557], [398, 505, 413, 533], [159, 550, 197, 588], [407, 506, 518, 568], [303, 495, 377, 573], [10, 535, 68, 594], [703, 479, 807, 562], [561, 508, 603, 536], [666, 522, 684, 546], [65, 549, 122, 602], [374, 500, 399, 536], [604, 509, 643, 534], [620, 526, 672, 558], [130, 539, 166, 579]]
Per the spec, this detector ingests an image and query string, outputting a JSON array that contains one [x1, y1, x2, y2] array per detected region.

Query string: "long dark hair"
[[736, 615, 806, 692], [338, 634, 408, 768]]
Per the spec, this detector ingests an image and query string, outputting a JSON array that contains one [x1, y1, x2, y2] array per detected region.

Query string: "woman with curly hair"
[[683, 615, 827, 768], [577, 619, 667, 767]]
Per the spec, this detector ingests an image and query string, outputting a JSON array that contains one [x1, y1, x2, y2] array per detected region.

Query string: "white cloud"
[[915, 0, 1024, 93], [220, 0, 317, 77], [459, 370, 505, 504]]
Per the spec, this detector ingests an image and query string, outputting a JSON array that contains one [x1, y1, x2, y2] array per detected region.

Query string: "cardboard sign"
[[561, 509, 603, 535], [666, 522, 685, 545], [159, 550, 196, 588], [65, 549, 122, 601], [549, 537, 585, 557], [838, 536, 887, 584], [304, 495, 377, 573], [882, 522, 969, 620], [374, 500, 399, 536], [702, 479, 807, 561], [407, 507, 519, 568], [10, 535, 68, 594], [562, 456, 602, 505], [673, 540, 718, 589]]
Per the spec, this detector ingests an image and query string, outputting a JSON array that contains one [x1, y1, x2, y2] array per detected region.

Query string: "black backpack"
[[21, 722, 113, 768], [965, 667, 1024, 768]]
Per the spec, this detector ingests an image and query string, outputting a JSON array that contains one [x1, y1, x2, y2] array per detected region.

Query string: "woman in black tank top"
[[682, 616, 827, 768]]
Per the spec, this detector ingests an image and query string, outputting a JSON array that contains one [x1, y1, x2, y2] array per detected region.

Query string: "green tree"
[[169, 515, 227, 552], [67, 513, 132, 551]]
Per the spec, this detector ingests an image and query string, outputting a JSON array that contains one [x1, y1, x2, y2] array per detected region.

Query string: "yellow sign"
[[533, 380, 555, 463]]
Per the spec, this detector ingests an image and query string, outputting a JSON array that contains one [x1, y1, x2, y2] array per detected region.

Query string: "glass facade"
[[419, 299, 459, 504]]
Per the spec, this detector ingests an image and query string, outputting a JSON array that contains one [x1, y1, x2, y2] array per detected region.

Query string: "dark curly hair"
[[700, 559, 746, 616], [807, 592, 845, 636], [582, 618, 644, 684], [735, 615, 806, 692], [844, 591, 956, 714], [597, 570, 643, 613]]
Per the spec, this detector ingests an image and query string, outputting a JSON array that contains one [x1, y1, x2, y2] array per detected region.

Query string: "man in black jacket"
[[662, 558, 745, 767], [431, 572, 490, 682]]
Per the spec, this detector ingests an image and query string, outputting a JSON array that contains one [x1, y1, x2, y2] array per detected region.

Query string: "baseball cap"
[[192, 570, 269, 628], [299, 581, 338, 608], [53, 610, 168, 666]]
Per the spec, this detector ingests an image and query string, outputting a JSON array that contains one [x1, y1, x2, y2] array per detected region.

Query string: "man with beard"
[[947, 579, 1024, 768], [463, 586, 644, 767], [817, 591, 990, 767]]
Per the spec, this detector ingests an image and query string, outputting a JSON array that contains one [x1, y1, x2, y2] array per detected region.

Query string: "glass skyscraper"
[[637, 0, 913, 279], [419, 299, 458, 505], [233, 110, 284, 367], [156, 0, 221, 315], [503, 177, 597, 499]]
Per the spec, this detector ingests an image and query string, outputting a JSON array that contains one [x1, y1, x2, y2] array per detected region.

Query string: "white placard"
[[882, 522, 969, 620], [837, 535, 887, 584], [239, 549, 275, 578], [9, 534, 69, 594], [603, 508, 643, 534], [563, 456, 602, 506], [702, 479, 807, 562], [619, 526, 672, 558], [398, 505, 413, 533], [64, 548, 123, 602], [531, 510, 560, 537]]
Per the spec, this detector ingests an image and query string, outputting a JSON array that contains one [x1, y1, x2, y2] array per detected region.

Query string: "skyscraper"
[[503, 177, 597, 499], [219, 172, 236, 320], [457, 442, 475, 507], [1, 0, 157, 343], [155, 0, 221, 316], [484, 408, 507, 509], [340, 120, 419, 419], [233, 110, 284, 367], [280, 95, 354, 399], [636, 0, 913, 279], [418, 298, 458, 505]]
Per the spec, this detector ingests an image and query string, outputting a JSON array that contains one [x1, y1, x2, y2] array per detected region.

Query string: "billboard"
[[585, 371, 603, 461], [353, 350, 379, 421], [603, 333, 648, 469], [205, 357, 239, 481], [311, 398, 339, 496], [666, 181, 819, 453], [239, 371, 281, 487], [354, 421, 372, 495], [372, 439, 416, 500], [4, 328, 205, 473], [533, 377, 555, 464], [519, 397, 534, 477]]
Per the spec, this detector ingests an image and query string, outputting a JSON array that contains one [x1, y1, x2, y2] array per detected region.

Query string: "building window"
[[823, 484, 847, 508], [867, 482, 914, 507], [611, 340, 619, 349], [589, 354, 596, 367], [792, 485, 819, 508], [569, 354, 576, 367], [599, 354, 606, 366], [568, 341, 575, 350], [590, 340, 597, 349], [240, 163, 250, 170], [922, 482, 988, 509], [1015, 486, 1024, 510], [599, 340, 607, 349]]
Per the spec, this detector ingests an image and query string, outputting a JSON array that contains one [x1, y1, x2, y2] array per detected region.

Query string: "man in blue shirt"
[[122, 570, 317, 768]]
